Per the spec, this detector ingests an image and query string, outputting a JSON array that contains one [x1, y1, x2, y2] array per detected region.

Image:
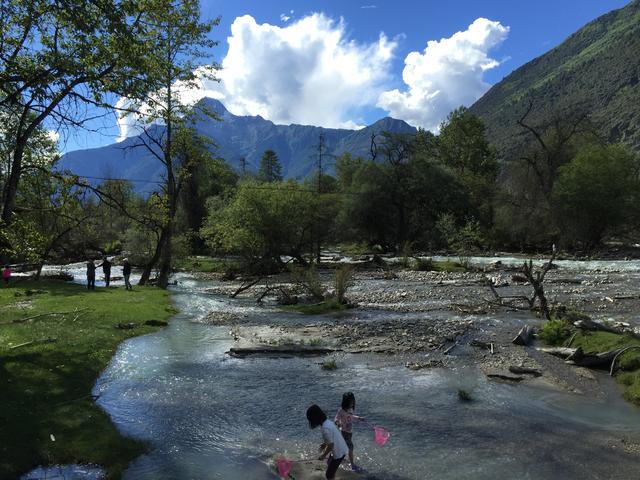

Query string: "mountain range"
[[61, 1, 640, 186], [59, 98, 416, 188], [470, 0, 640, 158]]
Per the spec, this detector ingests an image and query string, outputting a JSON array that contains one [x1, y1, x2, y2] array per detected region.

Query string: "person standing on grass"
[[307, 404, 348, 480], [99, 255, 112, 287], [123, 258, 132, 291], [2, 265, 11, 286], [86, 260, 96, 290]]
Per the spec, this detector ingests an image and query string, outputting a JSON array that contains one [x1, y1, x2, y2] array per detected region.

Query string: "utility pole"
[[315, 130, 326, 265], [240, 157, 247, 178]]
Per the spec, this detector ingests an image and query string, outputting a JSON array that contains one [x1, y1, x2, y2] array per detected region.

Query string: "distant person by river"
[[99, 256, 112, 287], [86, 260, 96, 290], [123, 258, 132, 291], [2, 265, 11, 286]]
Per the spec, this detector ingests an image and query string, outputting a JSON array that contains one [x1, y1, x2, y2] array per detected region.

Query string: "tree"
[[202, 180, 320, 271], [0, 0, 173, 225], [122, 0, 219, 288], [552, 144, 639, 247], [437, 107, 498, 226], [258, 150, 283, 183]]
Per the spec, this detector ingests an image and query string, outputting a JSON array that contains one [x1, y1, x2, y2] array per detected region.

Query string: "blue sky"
[[60, 0, 630, 153]]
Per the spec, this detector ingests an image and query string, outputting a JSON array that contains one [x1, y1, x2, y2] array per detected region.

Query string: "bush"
[[334, 265, 355, 303], [291, 265, 326, 301], [412, 257, 434, 271], [539, 319, 573, 345], [321, 359, 338, 370]]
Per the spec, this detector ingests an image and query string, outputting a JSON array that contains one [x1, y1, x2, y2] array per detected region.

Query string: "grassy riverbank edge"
[[541, 319, 640, 405], [0, 279, 175, 479]]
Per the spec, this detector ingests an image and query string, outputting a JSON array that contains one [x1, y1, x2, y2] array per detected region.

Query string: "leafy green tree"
[[0, 0, 178, 225], [122, 0, 220, 288], [437, 107, 498, 226], [258, 150, 283, 183], [552, 144, 639, 247], [202, 180, 321, 271]]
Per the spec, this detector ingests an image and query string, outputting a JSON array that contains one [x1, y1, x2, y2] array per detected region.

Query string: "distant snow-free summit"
[[60, 98, 416, 189]]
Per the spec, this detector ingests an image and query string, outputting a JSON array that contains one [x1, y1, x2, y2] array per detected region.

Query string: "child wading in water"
[[335, 392, 365, 472], [307, 404, 349, 479]]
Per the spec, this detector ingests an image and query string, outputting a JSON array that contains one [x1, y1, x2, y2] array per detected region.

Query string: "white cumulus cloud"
[[377, 18, 509, 131], [211, 13, 396, 129], [116, 13, 396, 140]]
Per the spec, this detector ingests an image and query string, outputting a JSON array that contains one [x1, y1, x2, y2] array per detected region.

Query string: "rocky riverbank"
[[196, 259, 640, 399]]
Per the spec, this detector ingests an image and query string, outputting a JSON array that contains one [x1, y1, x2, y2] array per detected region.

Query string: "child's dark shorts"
[[326, 455, 345, 479], [341, 431, 354, 449]]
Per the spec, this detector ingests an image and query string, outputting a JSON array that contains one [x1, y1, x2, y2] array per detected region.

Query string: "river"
[[24, 260, 640, 479]]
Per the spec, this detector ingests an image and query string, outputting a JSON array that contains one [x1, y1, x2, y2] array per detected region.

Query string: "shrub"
[[458, 389, 472, 402], [334, 265, 355, 304], [412, 257, 434, 271], [539, 319, 573, 345], [321, 359, 338, 370]]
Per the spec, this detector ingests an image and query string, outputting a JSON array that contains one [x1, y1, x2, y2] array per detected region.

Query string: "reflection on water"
[[86, 275, 640, 480]]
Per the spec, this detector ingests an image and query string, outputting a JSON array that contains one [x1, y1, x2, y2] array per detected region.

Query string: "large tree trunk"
[[1, 143, 25, 226], [139, 228, 168, 285]]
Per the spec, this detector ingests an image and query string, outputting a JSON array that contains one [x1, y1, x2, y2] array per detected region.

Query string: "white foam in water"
[[21, 465, 103, 480]]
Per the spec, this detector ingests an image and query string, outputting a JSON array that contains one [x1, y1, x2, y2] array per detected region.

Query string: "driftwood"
[[574, 318, 623, 334], [609, 346, 640, 376], [536, 346, 578, 358], [1, 307, 90, 326], [230, 277, 263, 298], [565, 347, 623, 369], [538, 345, 630, 371], [443, 341, 459, 355], [10, 337, 57, 349], [487, 373, 524, 382], [512, 325, 535, 346], [509, 366, 542, 377], [227, 346, 339, 358], [470, 339, 493, 350]]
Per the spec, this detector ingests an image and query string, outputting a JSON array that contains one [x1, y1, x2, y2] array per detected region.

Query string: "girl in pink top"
[[335, 392, 365, 472], [2, 265, 11, 285]]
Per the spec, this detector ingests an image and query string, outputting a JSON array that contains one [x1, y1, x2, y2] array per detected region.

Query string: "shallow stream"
[[23, 259, 640, 479], [93, 273, 640, 480]]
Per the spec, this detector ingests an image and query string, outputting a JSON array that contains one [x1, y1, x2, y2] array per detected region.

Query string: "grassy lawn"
[[0, 279, 175, 479]]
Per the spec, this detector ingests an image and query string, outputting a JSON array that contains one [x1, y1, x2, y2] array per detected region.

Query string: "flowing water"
[[94, 273, 640, 480], [23, 260, 640, 479]]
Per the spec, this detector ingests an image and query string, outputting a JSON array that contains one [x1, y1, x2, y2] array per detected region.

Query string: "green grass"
[[542, 323, 640, 405], [283, 298, 346, 315], [539, 319, 573, 345], [0, 279, 174, 479]]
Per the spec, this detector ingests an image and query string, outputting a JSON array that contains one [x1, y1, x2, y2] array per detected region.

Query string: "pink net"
[[374, 426, 390, 446], [276, 458, 293, 478]]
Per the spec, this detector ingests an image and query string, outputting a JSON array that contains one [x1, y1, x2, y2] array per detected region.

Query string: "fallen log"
[[227, 346, 339, 358], [509, 366, 542, 377], [470, 339, 493, 350], [487, 373, 524, 382], [512, 325, 535, 346], [610, 346, 640, 376], [574, 318, 623, 335], [536, 346, 577, 358], [565, 347, 623, 369], [443, 341, 459, 355]]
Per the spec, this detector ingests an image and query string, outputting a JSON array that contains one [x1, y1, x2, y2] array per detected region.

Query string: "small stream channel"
[[24, 260, 640, 479]]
